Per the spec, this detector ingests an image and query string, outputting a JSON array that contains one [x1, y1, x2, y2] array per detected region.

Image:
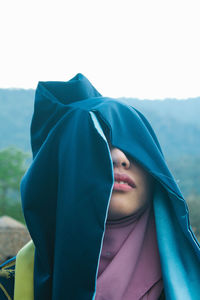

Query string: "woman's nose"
[[110, 148, 130, 169]]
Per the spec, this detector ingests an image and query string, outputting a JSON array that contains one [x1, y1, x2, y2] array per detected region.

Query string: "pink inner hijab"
[[95, 207, 163, 300]]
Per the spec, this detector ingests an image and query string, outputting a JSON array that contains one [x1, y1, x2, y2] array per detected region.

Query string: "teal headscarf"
[[21, 73, 200, 300]]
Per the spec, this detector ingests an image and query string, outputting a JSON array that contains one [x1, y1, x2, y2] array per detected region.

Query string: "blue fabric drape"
[[21, 73, 200, 300]]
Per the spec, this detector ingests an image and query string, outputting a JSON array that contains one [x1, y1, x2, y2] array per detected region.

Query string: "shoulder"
[[0, 257, 16, 300]]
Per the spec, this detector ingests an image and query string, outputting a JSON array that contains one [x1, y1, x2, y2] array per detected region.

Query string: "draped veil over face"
[[19, 73, 200, 300]]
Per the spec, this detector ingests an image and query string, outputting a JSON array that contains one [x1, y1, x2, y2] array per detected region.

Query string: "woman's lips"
[[113, 173, 136, 192], [113, 182, 134, 192]]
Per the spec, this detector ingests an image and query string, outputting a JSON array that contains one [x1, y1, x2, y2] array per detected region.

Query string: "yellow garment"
[[14, 240, 35, 300]]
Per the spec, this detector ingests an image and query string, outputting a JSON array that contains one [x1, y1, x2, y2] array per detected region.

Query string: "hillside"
[[0, 89, 200, 198]]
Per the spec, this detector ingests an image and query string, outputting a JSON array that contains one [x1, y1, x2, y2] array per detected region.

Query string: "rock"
[[0, 215, 31, 263]]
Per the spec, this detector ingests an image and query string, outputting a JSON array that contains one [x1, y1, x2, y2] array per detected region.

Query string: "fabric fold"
[[95, 207, 163, 300]]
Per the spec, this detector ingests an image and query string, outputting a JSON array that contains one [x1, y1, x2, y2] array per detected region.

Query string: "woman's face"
[[107, 146, 155, 220]]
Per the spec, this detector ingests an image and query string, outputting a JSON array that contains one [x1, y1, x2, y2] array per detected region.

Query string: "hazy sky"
[[1, 0, 200, 99]]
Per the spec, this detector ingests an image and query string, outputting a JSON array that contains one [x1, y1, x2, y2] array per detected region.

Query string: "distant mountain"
[[0, 89, 35, 151], [120, 97, 200, 158], [0, 89, 200, 197], [1, 89, 199, 157]]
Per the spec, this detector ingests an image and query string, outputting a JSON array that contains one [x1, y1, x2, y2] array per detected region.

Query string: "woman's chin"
[[107, 205, 135, 220]]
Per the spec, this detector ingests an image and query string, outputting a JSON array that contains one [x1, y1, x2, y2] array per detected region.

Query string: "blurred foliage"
[[160, 155, 200, 241], [166, 155, 200, 198], [187, 194, 200, 241], [0, 147, 30, 223]]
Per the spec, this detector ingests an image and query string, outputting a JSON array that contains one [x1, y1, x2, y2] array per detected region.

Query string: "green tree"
[[0, 147, 30, 221], [187, 194, 200, 242]]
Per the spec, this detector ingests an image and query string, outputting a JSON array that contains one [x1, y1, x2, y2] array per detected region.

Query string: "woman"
[[0, 73, 200, 300]]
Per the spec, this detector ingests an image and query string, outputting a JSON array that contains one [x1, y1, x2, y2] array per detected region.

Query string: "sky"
[[1, 0, 200, 99]]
